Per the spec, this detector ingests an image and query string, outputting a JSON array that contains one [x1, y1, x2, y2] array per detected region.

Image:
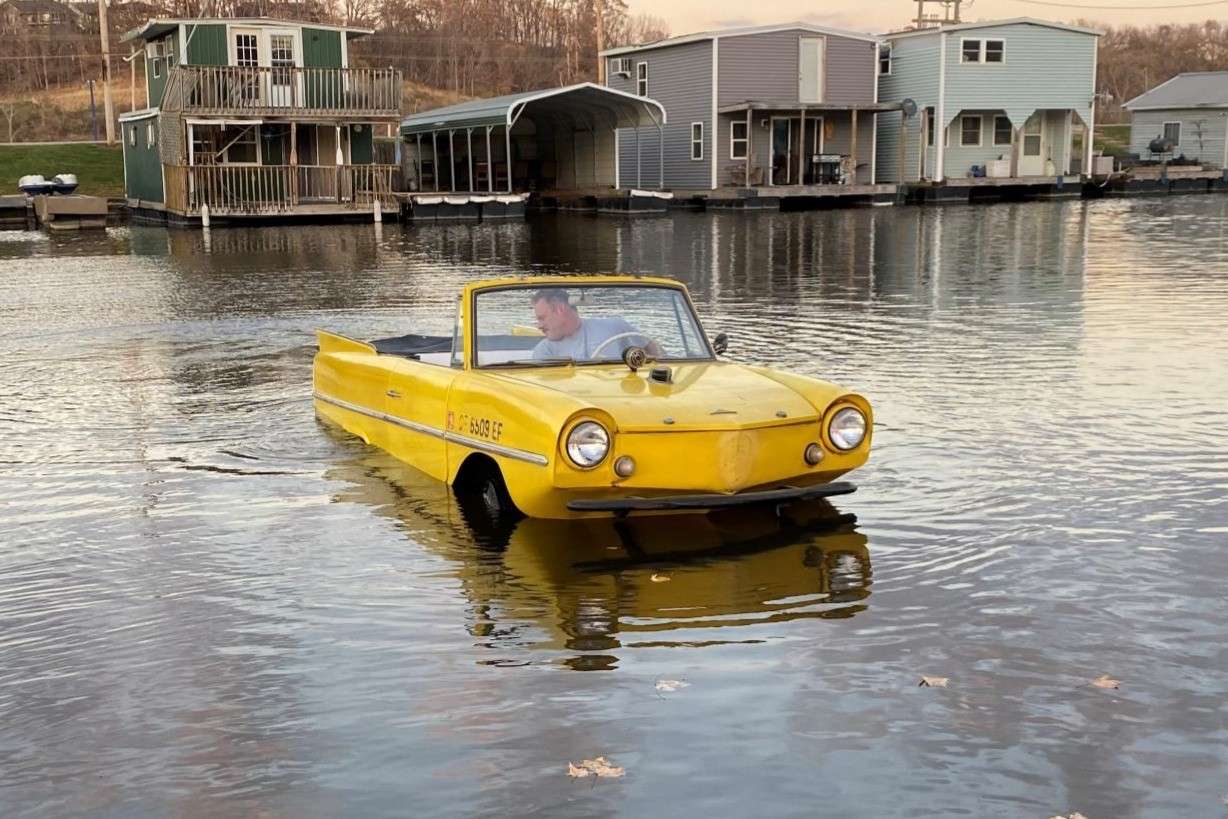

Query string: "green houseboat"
[[119, 18, 402, 224]]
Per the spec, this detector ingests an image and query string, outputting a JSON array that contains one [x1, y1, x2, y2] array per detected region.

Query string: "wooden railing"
[[163, 66, 402, 117], [163, 164, 400, 216]]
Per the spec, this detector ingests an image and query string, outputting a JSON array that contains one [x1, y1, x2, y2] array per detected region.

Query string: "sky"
[[625, 0, 1226, 36]]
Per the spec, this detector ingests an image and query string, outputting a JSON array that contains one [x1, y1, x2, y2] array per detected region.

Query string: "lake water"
[[2, 198, 1227, 818]]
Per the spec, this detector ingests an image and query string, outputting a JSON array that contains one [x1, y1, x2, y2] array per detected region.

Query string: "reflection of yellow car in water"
[[314, 276, 873, 520]]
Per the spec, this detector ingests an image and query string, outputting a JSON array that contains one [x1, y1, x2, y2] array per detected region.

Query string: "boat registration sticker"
[[450, 411, 503, 442]]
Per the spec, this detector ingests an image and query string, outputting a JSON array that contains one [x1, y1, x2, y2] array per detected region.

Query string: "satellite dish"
[[901, 98, 918, 118]]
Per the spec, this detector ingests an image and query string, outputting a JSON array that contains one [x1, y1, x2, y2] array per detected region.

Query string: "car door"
[[382, 357, 457, 484]]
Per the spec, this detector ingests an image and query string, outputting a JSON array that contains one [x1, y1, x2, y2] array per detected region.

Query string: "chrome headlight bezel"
[[565, 420, 610, 468], [827, 407, 867, 451]]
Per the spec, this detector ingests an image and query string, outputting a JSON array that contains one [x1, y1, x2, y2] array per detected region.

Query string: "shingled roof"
[[1124, 72, 1228, 110]]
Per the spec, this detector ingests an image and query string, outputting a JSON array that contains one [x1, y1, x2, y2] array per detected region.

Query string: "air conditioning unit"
[[610, 57, 633, 77]]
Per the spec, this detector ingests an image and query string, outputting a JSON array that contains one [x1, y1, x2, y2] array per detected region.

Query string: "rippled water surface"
[[2, 199, 1228, 818]]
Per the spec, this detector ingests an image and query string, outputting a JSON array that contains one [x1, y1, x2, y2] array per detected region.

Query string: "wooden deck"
[[676, 184, 896, 199], [941, 175, 1081, 188]]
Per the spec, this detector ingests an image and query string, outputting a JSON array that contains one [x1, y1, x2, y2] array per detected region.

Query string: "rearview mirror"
[[713, 333, 728, 355]]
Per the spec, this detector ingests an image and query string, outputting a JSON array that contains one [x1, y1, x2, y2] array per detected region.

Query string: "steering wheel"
[[590, 331, 650, 359]]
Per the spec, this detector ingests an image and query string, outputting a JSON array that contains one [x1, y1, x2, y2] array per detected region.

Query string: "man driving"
[[531, 289, 657, 361]]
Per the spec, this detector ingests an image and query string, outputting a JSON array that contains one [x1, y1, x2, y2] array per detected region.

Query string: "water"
[[2, 198, 1227, 818]]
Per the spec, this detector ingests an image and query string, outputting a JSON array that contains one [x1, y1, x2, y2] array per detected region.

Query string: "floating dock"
[[33, 195, 110, 231]]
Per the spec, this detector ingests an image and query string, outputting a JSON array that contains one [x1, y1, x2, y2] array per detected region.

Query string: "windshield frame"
[[467, 281, 715, 370]]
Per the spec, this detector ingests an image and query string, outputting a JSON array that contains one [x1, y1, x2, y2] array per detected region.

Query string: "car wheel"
[[455, 463, 521, 545]]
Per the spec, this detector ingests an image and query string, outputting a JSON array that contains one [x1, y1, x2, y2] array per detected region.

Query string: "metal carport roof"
[[399, 82, 666, 135]]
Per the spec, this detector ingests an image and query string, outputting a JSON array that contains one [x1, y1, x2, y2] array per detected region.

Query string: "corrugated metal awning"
[[400, 83, 666, 135]]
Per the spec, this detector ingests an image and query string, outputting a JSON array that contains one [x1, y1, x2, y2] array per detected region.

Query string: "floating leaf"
[[1090, 675, 1120, 689], [650, 573, 670, 583], [568, 756, 625, 778], [918, 676, 949, 688], [655, 679, 690, 693]]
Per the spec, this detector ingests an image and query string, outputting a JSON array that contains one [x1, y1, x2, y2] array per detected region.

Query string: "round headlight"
[[566, 421, 610, 467], [828, 407, 867, 451]]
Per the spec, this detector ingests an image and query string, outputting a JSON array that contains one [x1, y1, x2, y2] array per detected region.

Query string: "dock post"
[[200, 203, 210, 228], [373, 197, 382, 223]]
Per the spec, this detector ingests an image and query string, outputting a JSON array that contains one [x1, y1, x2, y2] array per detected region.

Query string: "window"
[[961, 39, 982, 63], [691, 122, 704, 160], [1163, 121, 1181, 145], [145, 121, 155, 148], [152, 56, 160, 79], [925, 106, 935, 146], [730, 120, 748, 159], [222, 126, 258, 164], [128, 125, 136, 146], [879, 44, 892, 75], [1023, 116, 1042, 156], [960, 115, 982, 147], [993, 115, 1012, 146], [609, 57, 632, 77], [962, 38, 1004, 64], [984, 39, 1005, 63], [636, 61, 648, 96]]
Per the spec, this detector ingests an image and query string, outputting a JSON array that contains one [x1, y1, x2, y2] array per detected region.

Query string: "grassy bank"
[[1095, 123, 1132, 158], [0, 143, 124, 197]]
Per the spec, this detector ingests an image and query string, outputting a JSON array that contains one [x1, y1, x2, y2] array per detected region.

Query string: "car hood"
[[488, 361, 835, 431]]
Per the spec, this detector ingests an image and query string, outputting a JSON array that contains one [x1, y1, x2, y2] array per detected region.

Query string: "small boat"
[[51, 174, 78, 195], [18, 175, 53, 196]]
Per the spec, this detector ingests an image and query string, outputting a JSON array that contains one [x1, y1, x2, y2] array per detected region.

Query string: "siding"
[[609, 39, 712, 190], [875, 33, 941, 181], [145, 31, 174, 106], [184, 23, 227, 65], [349, 124, 374, 163], [122, 117, 164, 203], [1129, 108, 1228, 166], [303, 28, 343, 68]]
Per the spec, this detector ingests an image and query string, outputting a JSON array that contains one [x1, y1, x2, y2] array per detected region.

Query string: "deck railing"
[[164, 163, 400, 216], [163, 66, 402, 118]]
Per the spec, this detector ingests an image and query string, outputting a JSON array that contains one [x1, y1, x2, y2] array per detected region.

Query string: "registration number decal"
[[449, 411, 503, 442]]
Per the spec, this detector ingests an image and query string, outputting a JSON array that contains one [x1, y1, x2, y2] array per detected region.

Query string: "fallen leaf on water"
[[1090, 675, 1120, 689], [650, 573, 670, 583], [655, 679, 690, 693], [918, 676, 949, 688], [567, 756, 625, 778]]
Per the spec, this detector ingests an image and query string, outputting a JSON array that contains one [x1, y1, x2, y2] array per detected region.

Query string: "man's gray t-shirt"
[[532, 317, 644, 361]]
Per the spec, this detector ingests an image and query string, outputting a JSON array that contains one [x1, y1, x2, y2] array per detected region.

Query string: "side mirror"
[[713, 333, 728, 355]]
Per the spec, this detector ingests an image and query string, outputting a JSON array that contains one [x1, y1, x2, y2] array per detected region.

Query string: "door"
[[770, 117, 823, 185], [267, 31, 298, 107], [771, 117, 792, 185], [231, 28, 261, 105], [799, 37, 824, 104], [1019, 113, 1046, 176], [383, 358, 458, 482]]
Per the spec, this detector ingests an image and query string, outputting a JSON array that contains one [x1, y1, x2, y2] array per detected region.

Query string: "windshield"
[[472, 284, 711, 368]]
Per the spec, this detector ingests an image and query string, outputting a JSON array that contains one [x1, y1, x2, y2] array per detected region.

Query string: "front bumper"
[[565, 481, 856, 512]]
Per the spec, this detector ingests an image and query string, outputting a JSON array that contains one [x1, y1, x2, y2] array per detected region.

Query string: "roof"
[[600, 21, 880, 56], [883, 17, 1101, 39], [1124, 72, 1228, 110], [400, 83, 666, 135], [121, 17, 374, 43], [3, 0, 72, 13]]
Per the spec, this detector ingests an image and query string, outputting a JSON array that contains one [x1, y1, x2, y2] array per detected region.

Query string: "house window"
[[152, 56, 160, 79], [1163, 121, 1181, 145], [925, 106, 935, 146], [962, 39, 1004, 64], [222, 126, 258, 164], [879, 44, 892, 75], [609, 57, 632, 78], [146, 121, 155, 148], [1023, 117, 1042, 156], [691, 122, 704, 160], [730, 120, 748, 159], [961, 115, 982, 147], [636, 61, 648, 96], [128, 125, 136, 146], [961, 39, 982, 63], [993, 115, 1012, 146], [984, 40, 1005, 63]]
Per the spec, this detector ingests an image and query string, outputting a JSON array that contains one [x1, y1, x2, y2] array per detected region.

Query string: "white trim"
[[123, 17, 375, 43], [1127, 104, 1228, 112], [636, 61, 648, 97], [178, 22, 187, 63], [883, 17, 1101, 40], [599, 21, 881, 56], [614, 129, 620, 188], [690, 121, 704, 160], [992, 114, 1013, 146], [184, 117, 264, 125], [959, 37, 981, 64], [871, 41, 879, 183], [936, 32, 947, 181], [710, 37, 719, 189], [960, 114, 983, 147], [119, 107, 160, 122], [729, 119, 748, 160], [1086, 36, 1098, 174], [340, 27, 349, 68]]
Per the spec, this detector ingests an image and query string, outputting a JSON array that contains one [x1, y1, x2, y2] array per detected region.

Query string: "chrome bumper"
[[566, 481, 856, 513]]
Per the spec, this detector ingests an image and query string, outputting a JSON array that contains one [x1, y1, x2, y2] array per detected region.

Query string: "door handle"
[[386, 389, 402, 399]]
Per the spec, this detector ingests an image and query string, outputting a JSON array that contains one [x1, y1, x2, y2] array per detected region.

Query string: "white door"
[[799, 38, 824, 104], [267, 32, 298, 107], [231, 28, 261, 105], [1019, 112, 1046, 176]]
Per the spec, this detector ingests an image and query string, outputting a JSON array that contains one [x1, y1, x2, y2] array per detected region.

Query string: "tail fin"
[[316, 330, 376, 355]]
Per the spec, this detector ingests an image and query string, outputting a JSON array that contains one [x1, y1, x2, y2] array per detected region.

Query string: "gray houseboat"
[[875, 18, 1100, 194], [600, 23, 898, 202], [1124, 72, 1228, 168]]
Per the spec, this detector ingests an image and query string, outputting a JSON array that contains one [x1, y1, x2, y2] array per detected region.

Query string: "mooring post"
[[200, 203, 210, 228], [373, 197, 382, 223]]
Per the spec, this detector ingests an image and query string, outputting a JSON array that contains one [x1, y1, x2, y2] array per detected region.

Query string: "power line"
[[1012, 0, 1228, 9]]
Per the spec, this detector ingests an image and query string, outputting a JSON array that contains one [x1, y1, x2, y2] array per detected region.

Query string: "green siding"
[[303, 28, 344, 68], [185, 24, 227, 66], [350, 126, 373, 163], [144, 31, 175, 106], [122, 118, 164, 203]]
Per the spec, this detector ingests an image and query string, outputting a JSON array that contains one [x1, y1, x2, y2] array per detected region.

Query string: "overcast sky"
[[625, 0, 1223, 36]]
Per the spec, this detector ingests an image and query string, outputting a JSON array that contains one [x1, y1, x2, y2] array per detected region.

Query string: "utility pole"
[[97, 0, 115, 143], [912, 0, 962, 29], [595, 0, 605, 84]]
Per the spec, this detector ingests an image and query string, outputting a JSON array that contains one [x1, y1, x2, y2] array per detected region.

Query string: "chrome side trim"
[[313, 391, 548, 467]]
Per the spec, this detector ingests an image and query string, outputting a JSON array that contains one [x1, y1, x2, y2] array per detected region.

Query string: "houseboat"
[[119, 17, 402, 224]]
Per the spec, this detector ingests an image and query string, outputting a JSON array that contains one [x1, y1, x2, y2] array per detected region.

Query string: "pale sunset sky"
[[624, 0, 1226, 36]]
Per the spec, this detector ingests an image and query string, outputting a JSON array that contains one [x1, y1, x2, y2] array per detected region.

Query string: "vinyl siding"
[[184, 23, 227, 65], [940, 109, 1072, 177], [875, 33, 941, 182], [1129, 108, 1228, 166], [609, 39, 711, 189], [122, 118, 164, 203]]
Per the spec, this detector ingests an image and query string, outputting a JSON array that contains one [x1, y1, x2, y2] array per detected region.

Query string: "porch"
[[163, 163, 398, 216], [717, 101, 901, 191], [163, 65, 402, 120]]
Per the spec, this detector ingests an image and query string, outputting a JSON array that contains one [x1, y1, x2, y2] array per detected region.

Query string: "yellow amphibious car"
[[313, 276, 872, 520]]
